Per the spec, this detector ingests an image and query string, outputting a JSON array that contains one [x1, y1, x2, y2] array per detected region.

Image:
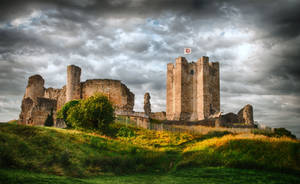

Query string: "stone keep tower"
[[166, 56, 220, 121], [66, 65, 81, 102]]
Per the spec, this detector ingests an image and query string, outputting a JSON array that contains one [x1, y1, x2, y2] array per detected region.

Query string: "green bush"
[[117, 127, 135, 137], [274, 128, 296, 139], [67, 94, 114, 133], [57, 100, 80, 128]]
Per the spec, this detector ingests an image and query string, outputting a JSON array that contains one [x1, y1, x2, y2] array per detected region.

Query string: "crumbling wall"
[[30, 98, 57, 126], [19, 65, 134, 127], [19, 97, 34, 124], [24, 75, 45, 102], [220, 104, 254, 126], [19, 74, 57, 125], [144, 92, 151, 116], [81, 79, 134, 113], [237, 104, 254, 125], [44, 86, 66, 110]]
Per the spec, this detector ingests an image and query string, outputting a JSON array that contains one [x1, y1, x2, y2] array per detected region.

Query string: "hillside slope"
[[0, 123, 299, 180]]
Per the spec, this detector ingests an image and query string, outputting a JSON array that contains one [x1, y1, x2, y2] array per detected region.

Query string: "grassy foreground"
[[1, 167, 300, 184], [0, 123, 299, 183]]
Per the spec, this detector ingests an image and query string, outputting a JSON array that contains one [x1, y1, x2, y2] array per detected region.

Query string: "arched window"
[[190, 70, 194, 75]]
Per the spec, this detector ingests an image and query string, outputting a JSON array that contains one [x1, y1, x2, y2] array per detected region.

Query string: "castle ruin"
[[19, 65, 134, 126], [166, 56, 220, 121], [18, 56, 254, 128]]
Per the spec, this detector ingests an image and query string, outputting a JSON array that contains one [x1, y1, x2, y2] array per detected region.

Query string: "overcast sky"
[[0, 0, 299, 137]]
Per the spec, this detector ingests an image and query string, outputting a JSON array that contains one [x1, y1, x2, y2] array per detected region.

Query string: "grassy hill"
[[0, 123, 299, 183]]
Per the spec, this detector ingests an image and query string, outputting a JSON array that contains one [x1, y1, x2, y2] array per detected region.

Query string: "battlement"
[[197, 56, 209, 63], [175, 56, 188, 65]]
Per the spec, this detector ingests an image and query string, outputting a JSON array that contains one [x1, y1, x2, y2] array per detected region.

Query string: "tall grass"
[[179, 134, 300, 173]]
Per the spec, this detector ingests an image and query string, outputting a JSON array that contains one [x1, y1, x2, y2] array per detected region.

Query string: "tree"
[[57, 100, 80, 128], [44, 109, 54, 127], [67, 94, 114, 133]]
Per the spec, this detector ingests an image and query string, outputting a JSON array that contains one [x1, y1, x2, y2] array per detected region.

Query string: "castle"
[[19, 56, 254, 127], [19, 65, 134, 126], [166, 56, 220, 121]]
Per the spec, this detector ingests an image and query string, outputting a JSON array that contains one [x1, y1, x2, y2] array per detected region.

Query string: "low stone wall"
[[150, 112, 166, 121]]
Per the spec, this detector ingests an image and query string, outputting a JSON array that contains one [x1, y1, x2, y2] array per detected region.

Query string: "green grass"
[[180, 134, 300, 173], [1, 167, 300, 184], [0, 123, 299, 183], [0, 123, 178, 177]]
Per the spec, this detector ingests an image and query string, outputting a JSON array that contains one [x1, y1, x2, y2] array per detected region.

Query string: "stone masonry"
[[19, 65, 134, 126], [166, 56, 220, 121], [144, 92, 151, 116]]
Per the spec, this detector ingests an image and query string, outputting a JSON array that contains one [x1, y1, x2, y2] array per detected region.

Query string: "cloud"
[[0, 0, 299, 137]]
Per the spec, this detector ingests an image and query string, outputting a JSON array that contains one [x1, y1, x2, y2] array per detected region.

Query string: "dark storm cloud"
[[0, 0, 299, 136], [1, 0, 299, 94], [233, 0, 300, 40]]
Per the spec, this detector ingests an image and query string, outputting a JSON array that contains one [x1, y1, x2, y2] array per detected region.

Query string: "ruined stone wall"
[[166, 56, 220, 121], [19, 97, 34, 124], [81, 79, 134, 112], [150, 112, 166, 121], [30, 98, 57, 126], [44, 87, 66, 110], [19, 75, 60, 125], [144, 92, 151, 116], [237, 104, 254, 125], [24, 75, 45, 102], [19, 65, 134, 126]]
